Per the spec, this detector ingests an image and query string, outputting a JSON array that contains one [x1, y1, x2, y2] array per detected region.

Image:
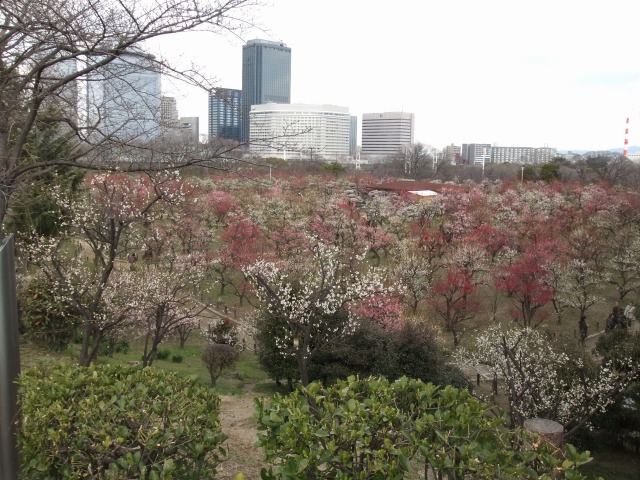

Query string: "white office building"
[[249, 103, 351, 160], [361, 112, 414, 157], [491, 146, 557, 164]]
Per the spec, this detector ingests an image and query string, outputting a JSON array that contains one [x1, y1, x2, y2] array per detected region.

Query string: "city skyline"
[[148, 0, 640, 152], [241, 39, 291, 142]]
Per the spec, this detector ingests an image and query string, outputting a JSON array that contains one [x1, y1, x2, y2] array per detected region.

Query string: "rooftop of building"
[[364, 180, 466, 196]]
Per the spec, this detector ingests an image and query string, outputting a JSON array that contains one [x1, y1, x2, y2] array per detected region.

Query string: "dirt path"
[[217, 385, 267, 479]]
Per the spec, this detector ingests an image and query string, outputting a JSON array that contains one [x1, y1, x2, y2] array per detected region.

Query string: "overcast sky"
[[149, 0, 640, 152]]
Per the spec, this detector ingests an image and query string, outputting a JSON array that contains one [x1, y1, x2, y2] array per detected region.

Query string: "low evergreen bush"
[[257, 376, 598, 479], [156, 348, 171, 360], [19, 363, 227, 479]]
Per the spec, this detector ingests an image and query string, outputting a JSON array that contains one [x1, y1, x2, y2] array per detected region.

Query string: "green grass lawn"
[[579, 447, 640, 480], [20, 332, 275, 396]]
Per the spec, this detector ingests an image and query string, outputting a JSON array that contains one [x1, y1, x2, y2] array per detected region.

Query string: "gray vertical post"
[[0, 234, 20, 479]]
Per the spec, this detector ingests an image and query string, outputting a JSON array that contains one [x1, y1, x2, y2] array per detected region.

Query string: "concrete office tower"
[[161, 96, 179, 128], [241, 39, 291, 143], [443, 144, 461, 165], [86, 52, 161, 143], [491, 146, 557, 164], [361, 112, 414, 157], [178, 117, 199, 143], [249, 103, 350, 160], [209, 88, 242, 142]]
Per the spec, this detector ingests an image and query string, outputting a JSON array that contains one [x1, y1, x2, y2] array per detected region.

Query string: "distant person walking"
[[606, 302, 621, 333], [612, 302, 621, 321], [579, 315, 588, 345], [624, 303, 636, 325]]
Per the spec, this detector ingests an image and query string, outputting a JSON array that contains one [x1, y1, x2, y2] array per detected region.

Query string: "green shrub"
[[18, 274, 81, 351], [254, 310, 298, 388], [19, 364, 227, 479], [308, 320, 469, 389], [171, 354, 183, 363], [156, 348, 171, 360], [115, 339, 130, 353], [257, 376, 599, 479]]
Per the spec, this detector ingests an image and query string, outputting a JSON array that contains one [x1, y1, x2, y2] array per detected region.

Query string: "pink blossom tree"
[[210, 215, 263, 300]]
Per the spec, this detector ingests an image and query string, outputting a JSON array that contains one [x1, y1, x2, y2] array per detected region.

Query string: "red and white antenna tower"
[[623, 117, 629, 156]]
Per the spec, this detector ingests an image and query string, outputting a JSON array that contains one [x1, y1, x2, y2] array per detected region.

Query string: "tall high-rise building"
[[209, 88, 242, 142], [42, 58, 79, 126], [361, 112, 414, 157], [86, 52, 161, 143], [241, 39, 291, 142]]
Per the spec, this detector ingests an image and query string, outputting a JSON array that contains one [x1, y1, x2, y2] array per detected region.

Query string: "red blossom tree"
[[201, 190, 238, 226], [429, 268, 482, 345], [495, 248, 553, 329]]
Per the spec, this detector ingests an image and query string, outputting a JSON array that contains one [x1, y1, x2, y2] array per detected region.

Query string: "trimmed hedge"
[[19, 364, 227, 479], [257, 376, 598, 480]]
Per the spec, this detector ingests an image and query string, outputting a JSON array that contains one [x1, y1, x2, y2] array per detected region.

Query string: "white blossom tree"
[[244, 241, 397, 386], [23, 172, 184, 365], [390, 240, 438, 314], [460, 324, 638, 435], [134, 253, 211, 366], [556, 259, 604, 320]]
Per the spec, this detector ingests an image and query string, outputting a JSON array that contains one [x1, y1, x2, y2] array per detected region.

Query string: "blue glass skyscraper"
[[209, 88, 242, 142], [241, 39, 291, 142]]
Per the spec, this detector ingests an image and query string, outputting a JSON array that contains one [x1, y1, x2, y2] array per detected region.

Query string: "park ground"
[[18, 309, 640, 479]]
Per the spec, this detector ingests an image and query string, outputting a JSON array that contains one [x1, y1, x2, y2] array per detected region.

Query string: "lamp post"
[[482, 147, 486, 178], [1, 234, 20, 479]]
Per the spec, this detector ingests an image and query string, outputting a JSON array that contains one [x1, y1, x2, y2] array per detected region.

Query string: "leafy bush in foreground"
[[19, 364, 227, 479], [257, 376, 600, 480]]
